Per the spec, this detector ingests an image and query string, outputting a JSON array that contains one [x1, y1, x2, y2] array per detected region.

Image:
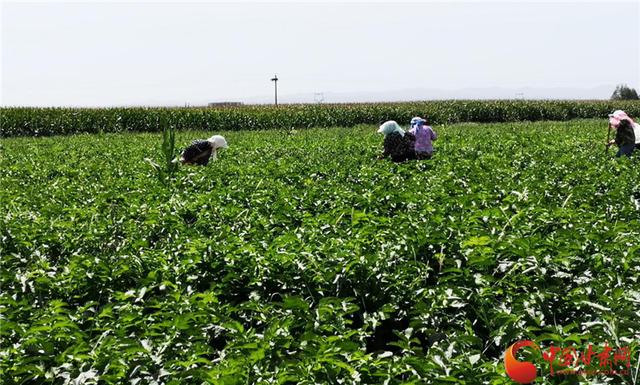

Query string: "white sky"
[[1, 0, 639, 106]]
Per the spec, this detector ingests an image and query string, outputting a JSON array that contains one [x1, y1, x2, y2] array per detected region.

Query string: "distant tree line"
[[611, 84, 639, 100]]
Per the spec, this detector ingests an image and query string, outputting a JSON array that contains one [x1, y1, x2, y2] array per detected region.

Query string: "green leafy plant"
[[145, 123, 179, 186], [1, 119, 638, 384]]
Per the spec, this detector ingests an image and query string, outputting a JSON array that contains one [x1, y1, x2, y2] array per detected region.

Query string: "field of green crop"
[[3, 100, 640, 137], [1, 119, 639, 384]]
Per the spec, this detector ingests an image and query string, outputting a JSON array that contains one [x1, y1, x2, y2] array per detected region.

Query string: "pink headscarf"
[[609, 110, 636, 127]]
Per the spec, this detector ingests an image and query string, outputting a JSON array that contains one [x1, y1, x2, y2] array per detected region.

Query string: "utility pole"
[[271, 74, 278, 106]]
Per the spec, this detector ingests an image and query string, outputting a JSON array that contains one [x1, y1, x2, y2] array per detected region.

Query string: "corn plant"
[[144, 123, 178, 185], [2, 100, 640, 137]]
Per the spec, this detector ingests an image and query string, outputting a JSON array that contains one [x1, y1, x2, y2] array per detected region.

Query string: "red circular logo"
[[504, 340, 539, 384]]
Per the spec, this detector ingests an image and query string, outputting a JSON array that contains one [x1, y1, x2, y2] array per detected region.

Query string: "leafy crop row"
[[1, 120, 639, 384], [2, 100, 639, 137]]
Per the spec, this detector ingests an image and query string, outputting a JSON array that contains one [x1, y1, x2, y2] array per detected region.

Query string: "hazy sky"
[[1, 0, 639, 106]]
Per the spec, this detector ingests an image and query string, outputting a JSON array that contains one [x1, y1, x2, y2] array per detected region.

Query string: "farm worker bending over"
[[377, 120, 416, 162], [607, 110, 637, 157], [408, 117, 437, 160], [609, 110, 640, 149], [178, 135, 229, 165]]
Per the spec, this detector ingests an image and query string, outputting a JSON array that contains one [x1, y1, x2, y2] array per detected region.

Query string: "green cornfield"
[[2, 100, 639, 137]]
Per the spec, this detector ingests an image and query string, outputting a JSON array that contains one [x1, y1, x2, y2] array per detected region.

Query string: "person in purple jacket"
[[409, 117, 437, 159]]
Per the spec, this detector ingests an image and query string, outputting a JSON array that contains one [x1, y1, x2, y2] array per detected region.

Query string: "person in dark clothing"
[[609, 110, 639, 155], [377, 121, 416, 162], [608, 119, 636, 158], [178, 135, 228, 165]]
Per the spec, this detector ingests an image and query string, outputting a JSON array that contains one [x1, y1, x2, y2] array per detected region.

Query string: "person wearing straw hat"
[[607, 110, 638, 157]]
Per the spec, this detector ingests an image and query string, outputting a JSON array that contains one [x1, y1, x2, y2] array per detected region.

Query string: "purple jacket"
[[409, 125, 437, 153]]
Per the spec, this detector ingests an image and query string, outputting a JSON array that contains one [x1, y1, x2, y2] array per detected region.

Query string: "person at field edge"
[[377, 120, 417, 162], [608, 110, 640, 151], [408, 116, 437, 160], [607, 110, 637, 157]]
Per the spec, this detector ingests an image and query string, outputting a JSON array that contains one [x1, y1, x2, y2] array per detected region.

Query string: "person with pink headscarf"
[[607, 110, 638, 157]]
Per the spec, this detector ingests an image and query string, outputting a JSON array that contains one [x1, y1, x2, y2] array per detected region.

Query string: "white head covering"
[[377, 121, 405, 137], [208, 135, 229, 149]]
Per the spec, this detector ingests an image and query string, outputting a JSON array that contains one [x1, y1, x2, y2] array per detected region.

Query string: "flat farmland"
[[1, 120, 639, 384]]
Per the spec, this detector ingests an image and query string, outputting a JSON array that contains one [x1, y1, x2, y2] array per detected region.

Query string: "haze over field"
[[1, 0, 639, 107], [240, 85, 625, 104]]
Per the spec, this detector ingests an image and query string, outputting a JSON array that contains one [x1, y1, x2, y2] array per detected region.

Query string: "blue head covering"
[[410, 117, 426, 132]]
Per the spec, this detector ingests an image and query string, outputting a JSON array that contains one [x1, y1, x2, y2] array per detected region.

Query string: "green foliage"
[[2, 100, 640, 137], [162, 124, 177, 171], [145, 124, 179, 186], [611, 84, 639, 100], [1, 120, 639, 384]]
